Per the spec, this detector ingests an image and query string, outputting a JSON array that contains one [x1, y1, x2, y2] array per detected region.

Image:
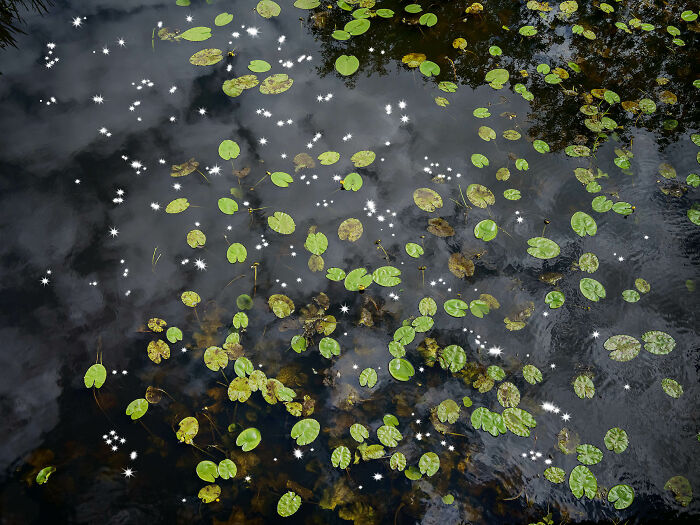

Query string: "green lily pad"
[[608, 484, 635, 509], [569, 465, 597, 499], [84, 363, 107, 388], [268, 211, 295, 234], [277, 491, 301, 517], [259, 73, 293, 94], [389, 358, 415, 381], [604, 335, 640, 361], [256, 0, 281, 18], [527, 237, 560, 259], [125, 398, 148, 420], [189, 48, 223, 66], [180, 27, 212, 42], [580, 278, 606, 301], [335, 54, 360, 76], [236, 427, 262, 451], [291, 418, 320, 445], [418, 452, 440, 476], [331, 446, 351, 469]]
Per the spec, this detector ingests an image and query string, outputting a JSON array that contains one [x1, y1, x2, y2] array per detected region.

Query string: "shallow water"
[[0, 1, 698, 523]]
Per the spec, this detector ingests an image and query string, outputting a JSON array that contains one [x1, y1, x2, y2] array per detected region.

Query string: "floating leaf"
[[319, 337, 340, 358], [466, 184, 494, 207], [248, 59, 271, 73], [664, 476, 692, 506], [474, 219, 498, 241], [189, 48, 223, 66], [389, 358, 414, 381], [180, 27, 212, 42], [218, 459, 237, 479], [579, 252, 599, 273], [573, 375, 595, 398], [226, 243, 247, 263], [84, 363, 107, 388], [331, 446, 351, 469], [236, 427, 261, 451], [204, 346, 228, 371], [335, 54, 359, 76], [176, 416, 199, 444], [259, 73, 293, 94], [344, 268, 372, 291], [580, 278, 606, 301], [527, 237, 560, 259], [377, 424, 402, 447], [544, 467, 566, 484], [604, 335, 640, 361], [214, 12, 233, 26], [413, 188, 443, 212], [390, 452, 406, 471], [277, 491, 301, 517], [405, 242, 424, 258], [36, 466, 55, 485], [338, 218, 363, 241], [497, 382, 520, 408], [318, 151, 340, 165], [523, 364, 543, 384], [437, 399, 460, 423], [545, 291, 565, 309], [268, 211, 295, 234], [269, 294, 295, 318], [609, 484, 635, 509], [419, 60, 440, 77], [418, 452, 440, 476], [218, 197, 238, 214], [198, 484, 220, 503], [571, 211, 597, 236], [359, 368, 377, 388], [576, 444, 603, 465], [256, 0, 281, 18], [444, 299, 469, 317], [342, 172, 362, 191], [291, 418, 320, 445], [661, 378, 683, 398], [196, 460, 218, 482], [147, 339, 170, 364], [642, 330, 675, 355], [271, 171, 293, 187], [604, 427, 629, 453], [166, 198, 189, 214], [569, 465, 597, 499], [503, 408, 536, 437]]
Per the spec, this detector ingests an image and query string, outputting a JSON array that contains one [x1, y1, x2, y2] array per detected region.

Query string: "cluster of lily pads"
[[62, 1, 700, 520]]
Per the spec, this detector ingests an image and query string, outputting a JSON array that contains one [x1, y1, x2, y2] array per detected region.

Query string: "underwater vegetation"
[[1, 0, 698, 524]]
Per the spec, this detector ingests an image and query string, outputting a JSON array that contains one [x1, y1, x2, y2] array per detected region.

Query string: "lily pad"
[[236, 427, 262, 451], [580, 278, 606, 301], [335, 55, 359, 76], [569, 465, 597, 499], [413, 188, 443, 212], [527, 237, 561, 259], [291, 418, 320, 445], [389, 358, 415, 381], [642, 330, 675, 355], [604, 335, 640, 361], [277, 491, 301, 517], [259, 74, 293, 94]]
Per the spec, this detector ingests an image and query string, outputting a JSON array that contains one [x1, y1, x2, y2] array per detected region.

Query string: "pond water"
[[0, 1, 698, 523]]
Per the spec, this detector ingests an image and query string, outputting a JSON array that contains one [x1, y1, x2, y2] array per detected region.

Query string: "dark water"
[[0, 1, 698, 523]]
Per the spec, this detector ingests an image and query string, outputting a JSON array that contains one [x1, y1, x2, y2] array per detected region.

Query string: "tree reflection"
[[307, 0, 699, 151], [1, 0, 50, 49]]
